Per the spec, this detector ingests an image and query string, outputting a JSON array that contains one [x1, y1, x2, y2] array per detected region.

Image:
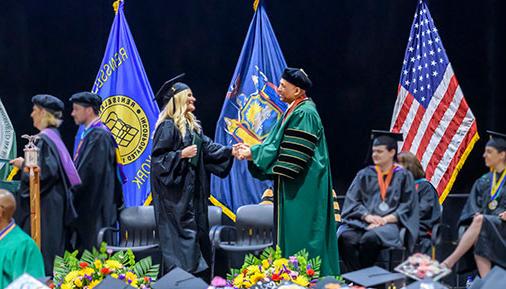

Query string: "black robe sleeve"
[[458, 174, 488, 226], [151, 120, 187, 188], [417, 180, 442, 234], [200, 134, 233, 178], [341, 169, 370, 229]]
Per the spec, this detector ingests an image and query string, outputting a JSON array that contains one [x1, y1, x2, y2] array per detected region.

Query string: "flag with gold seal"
[[74, 0, 159, 206]]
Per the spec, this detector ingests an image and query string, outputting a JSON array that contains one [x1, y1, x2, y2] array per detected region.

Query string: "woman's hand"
[[499, 211, 506, 222], [181, 145, 197, 159], [9, 157, 24, 169]]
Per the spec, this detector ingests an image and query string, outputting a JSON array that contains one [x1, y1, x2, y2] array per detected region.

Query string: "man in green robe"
[[0, 189, 45, 287], [238, 67, 340, 276]]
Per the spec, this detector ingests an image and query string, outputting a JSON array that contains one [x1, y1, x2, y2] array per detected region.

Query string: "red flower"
[[48, 283, 55, 289], [100, 267, 110, 275], [272, 273, 281, 282], [306, 268, 315, 276], [79, 262, 89, 269]]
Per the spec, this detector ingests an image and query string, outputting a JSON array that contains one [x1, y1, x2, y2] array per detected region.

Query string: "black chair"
[[209, 204, 274, 277], [208, 205, 222, 229], [377, 227, 408, 271], [97, 206, 160, 262]]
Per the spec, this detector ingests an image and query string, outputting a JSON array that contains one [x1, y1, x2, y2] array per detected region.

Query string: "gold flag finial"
[[253, 0, 260, 11], [113, 0, 121, 14]]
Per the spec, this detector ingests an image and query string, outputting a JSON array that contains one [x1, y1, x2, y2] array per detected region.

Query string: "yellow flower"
[[94, 259, 102, 269], [88, 280, 101, 289], [261, 260, 270, 269], [105, 260, 123, 270], [74, 277, 83, 287], [61, 283, 72, 289], [246, 265, 260, 274], [249, 272, 265, 284], [273, 258, 289, 270], [79, 267, 95, 276], [280, 272, 290, 281], [65, 270, 80, 283], [233, 274, 244, 288], [111, 273, 119, 279], [291, 275, 309, 287]]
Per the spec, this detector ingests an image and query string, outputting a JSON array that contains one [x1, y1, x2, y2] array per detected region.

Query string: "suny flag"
[[75, 0, 159, 206], [390, 0, 478, 203], [210, 1, 287, 220]]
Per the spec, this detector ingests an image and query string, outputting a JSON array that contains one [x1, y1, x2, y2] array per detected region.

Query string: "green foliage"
[[133, 257, 160, 281]]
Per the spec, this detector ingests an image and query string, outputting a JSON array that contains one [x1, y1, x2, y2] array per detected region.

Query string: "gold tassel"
[[113, 0, 121, 14], [6, 167, 19, 181], [253, 0, 260, 11]]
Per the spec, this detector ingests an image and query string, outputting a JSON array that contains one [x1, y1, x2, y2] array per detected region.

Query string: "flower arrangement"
[[52, 243, 159, 289], [226, 246, 321, 288]]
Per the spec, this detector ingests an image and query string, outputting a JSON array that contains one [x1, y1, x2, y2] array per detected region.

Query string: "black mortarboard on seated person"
[[154, 73, 189, 111], [281, 67, 312, 91], [69, 91, 102, 112], [371, 130, 404, 150], [342, 266, 405, 288], [486, 130, 506, 152], [31, 94, 64, 118]]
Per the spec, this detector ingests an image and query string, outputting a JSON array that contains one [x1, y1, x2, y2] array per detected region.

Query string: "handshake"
[[180, 142, 252, 160], [232, 143, 252, 160]]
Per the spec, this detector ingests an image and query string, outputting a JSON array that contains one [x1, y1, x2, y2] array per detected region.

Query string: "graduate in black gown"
[[11, 95, 80, 275], [443, 131, 506, 277], [150, 76, 239, 278], [398, 151, 441, 255], [338, 130, 419, 272], [69, 92, 124, 251]]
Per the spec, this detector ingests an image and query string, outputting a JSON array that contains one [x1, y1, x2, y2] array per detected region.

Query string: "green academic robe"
[[0, 223, 45, 287], [248, 98, 340, 276]]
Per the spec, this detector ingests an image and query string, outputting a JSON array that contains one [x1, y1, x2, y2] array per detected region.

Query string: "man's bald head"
[[0, 189, 16, 221]]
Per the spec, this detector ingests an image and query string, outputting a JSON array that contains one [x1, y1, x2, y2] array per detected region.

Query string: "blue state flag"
[[74, 0, 159, 207], [210, 1, 287, 220]]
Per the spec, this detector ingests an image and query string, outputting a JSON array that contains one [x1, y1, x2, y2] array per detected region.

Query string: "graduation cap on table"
[[154, 73, 189, 112], [342, 266, 405, 288], [94, 276, 136, 289], [486, 130, 506, 152], [405, 279, 449, 289], [468, 266, 506, 289], [151, 267, 208, 289]]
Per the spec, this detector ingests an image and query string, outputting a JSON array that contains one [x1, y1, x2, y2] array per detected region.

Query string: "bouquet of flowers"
[[52, 243, 159, 289], [394, 253, 450, 281], [226, 246, 321, 288]]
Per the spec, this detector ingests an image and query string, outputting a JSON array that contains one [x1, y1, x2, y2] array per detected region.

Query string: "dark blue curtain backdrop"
[[0, 0, 504, 195]]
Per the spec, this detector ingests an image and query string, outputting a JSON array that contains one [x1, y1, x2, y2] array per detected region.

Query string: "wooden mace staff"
[[22, 134, 41, 248]]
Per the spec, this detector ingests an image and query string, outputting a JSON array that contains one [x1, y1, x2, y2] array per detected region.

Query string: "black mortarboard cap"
[[371, 130, 404, 148], [314, 276, 343, 289], [342, 266, 405, 288], [486, 130, 506, 152], [405, 279, 449, 289], [94, 276, 136, 289], [69, 91, 102, 111], [31, 94, 64, 117], [154, 73, 190, 109], [469, 266, 506, 289], [281, 67, 312, 90], [152, 267, 208, 289]]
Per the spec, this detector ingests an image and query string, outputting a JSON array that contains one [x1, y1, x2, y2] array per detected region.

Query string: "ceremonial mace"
[[22, 134, 41, 248]]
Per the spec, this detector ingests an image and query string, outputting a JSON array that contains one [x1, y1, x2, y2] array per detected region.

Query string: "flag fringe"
[[209, 195, 237, 222], [439, 131, 479, 204]]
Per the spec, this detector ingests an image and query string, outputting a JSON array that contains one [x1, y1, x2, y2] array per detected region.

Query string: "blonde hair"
[[38, 107, 63, 128], [155, 88, 201, 137]]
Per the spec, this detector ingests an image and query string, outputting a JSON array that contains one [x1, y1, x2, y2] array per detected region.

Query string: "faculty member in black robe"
[[338, 130, 419, 272], [11, 95, 80, 275], [151, 78, 238, 278], [69, 92, 124, 251], [442, 131, 506, 277], [398, 151, 441, 255]]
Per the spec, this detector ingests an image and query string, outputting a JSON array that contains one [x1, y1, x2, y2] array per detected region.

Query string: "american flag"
[[390, 0, 479, 203]]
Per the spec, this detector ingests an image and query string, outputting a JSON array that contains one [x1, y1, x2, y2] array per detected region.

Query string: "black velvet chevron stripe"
[[286, 129, 318, 144], [278, 154, 307, 167], [281, 141, 313, 156], [273, 165, 297, 179]]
